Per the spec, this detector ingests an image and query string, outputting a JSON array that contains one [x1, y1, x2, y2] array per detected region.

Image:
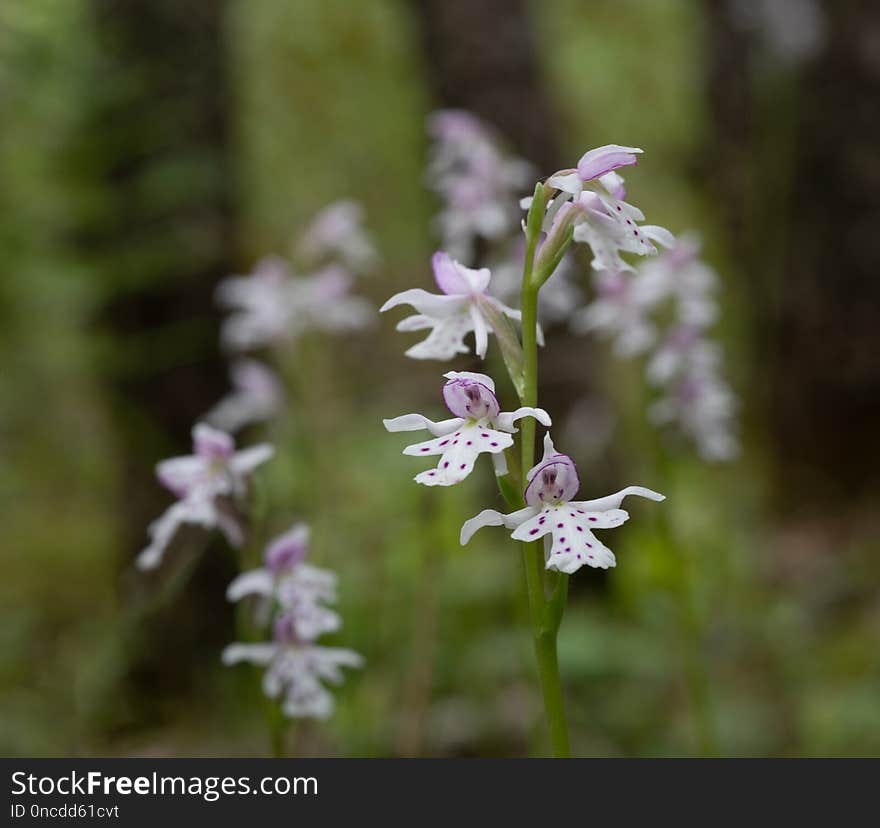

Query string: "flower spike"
[[460, 433, 664, 574], [384, 371, 551, 486]]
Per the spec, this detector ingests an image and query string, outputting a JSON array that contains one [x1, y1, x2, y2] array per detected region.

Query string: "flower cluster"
[[216, 256, 373, 354], [461, 434, 664, 573], [427, 110, 581, 326], [382, 142, 672, 574], [140, 200, 375, 731], [138, 424, 274, 570], [427, 110, 532, 263], [223, 523, 363, 719], [577, 234, 739, 460]]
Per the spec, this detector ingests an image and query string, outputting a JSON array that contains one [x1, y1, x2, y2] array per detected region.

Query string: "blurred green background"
[[2, 0, 878, 757]]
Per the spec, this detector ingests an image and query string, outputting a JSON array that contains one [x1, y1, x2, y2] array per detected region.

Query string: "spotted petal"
[[408, 423, 513, 486]]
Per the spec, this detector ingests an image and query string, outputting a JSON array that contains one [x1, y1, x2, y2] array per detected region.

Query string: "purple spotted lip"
[[524, 454, 581, 507]]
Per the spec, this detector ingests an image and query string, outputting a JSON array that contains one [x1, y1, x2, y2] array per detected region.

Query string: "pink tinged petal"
[[264, 522, 310, 572], [227, 568, 275, 602], [460, 506, 538, 544], [431, 250, 470, 294], [577, 144, 643, 182], [412, 425, 512, 486], [641, 225, 676, 249], [442, 374, 500, 420], [383, 413, 464, 436], [193, 422, 235, 460], [216, 509, 245, 548]]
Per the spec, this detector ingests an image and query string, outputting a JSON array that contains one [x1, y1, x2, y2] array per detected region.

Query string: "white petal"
[[410, 423, 512, 486], [547, 170, 583, 195], [460, 506, 538, 545], [494, 406, 552, 433], [383, 413, 464, 436], [571, 486, 665, 512], [396, 314, 434, 332], [227, 568, 274, 602], [404, 313, 474, 360], [442, 370, 496, 392], [221, 642, 277, 666], [469, 304, 489, 359]]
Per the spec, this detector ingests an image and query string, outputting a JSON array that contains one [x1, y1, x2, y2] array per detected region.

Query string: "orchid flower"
[[288, 264, 374, 335], [380, 251, 522, 360], [572, 269, 660, 356], [226, 523, 341, 640], [137, 424, 274, 570], [298, 199, 378, 274], [206, 358, 283, 433], [460, 433, 664, 574], [384, 371, 551, 486], [216, 257, 293, 351], [222, 616, 363, 720], [217, 259, 372, 352], [490, 239, 583, 325], [427, 110, 532, 263]]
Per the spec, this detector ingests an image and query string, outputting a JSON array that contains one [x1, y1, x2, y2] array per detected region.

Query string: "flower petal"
[[410, 423, 512, 486], [383, 413, 464, 436], [221, 642, 277, 666], [571, 485, 665, 512], [460, 506, 538, 544], [404, 313, 474, 360], [227, 568, 274, 602], [469, 303, 489, 359], [380, 288, 467, 318], [230, 443, 275, 476], [494, 406, 552, 433]]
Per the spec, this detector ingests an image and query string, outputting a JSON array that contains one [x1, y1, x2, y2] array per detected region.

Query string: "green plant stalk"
[[515, 188, 572, 757]]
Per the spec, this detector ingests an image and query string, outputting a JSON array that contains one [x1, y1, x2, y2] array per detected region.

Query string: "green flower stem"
[[516, 197, 572, 757]]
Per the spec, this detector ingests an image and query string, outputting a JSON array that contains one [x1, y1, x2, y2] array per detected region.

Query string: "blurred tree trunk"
[[414, 0, 561, 169], [703, 0, 880, 507], [75, 0, 238, 710]]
